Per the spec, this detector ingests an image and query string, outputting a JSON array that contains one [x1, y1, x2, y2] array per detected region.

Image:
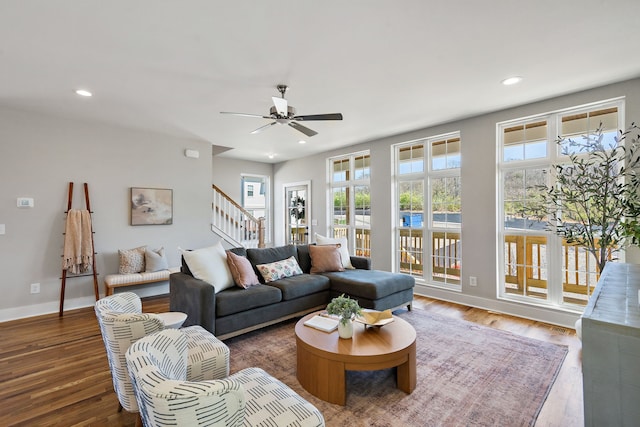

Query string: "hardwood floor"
[[0, 295, 582, 426]]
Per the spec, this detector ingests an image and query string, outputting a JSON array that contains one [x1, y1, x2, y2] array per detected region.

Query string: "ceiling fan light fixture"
[[221, 84, 343, 137]]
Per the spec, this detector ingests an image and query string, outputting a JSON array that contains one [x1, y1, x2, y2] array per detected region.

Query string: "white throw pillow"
[[181, 242, 234, 293], [314, 233, 354, 269]]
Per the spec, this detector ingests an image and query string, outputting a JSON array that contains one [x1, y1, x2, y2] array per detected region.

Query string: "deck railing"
[[503, 234, 608, 305], [398, 229, 461, 283], [396, 229, 603, 305]]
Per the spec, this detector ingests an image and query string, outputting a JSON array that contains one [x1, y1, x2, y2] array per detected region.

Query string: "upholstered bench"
[[104, 267, 179, 296]]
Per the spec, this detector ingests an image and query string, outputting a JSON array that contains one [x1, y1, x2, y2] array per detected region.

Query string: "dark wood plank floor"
[[0, 295, 582, 426]]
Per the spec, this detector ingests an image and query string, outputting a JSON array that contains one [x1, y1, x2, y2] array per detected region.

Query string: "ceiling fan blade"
[[250, 122, 277, 134], [289, 122, 318, 137], [292, 113, 343, 121], [221, 111, 272, 119], [272, 97, 288, 116]]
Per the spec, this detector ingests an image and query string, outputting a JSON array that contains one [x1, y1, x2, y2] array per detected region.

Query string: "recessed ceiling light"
[[267, 154, 275, 159], [501, 76, 523, 86], [298, 140, 306, 144], [75, 89, 92, 97]]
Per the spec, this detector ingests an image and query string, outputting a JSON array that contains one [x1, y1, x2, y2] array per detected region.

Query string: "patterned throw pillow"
[[119, 245, 146, 274], [256, 256, 303, 283]]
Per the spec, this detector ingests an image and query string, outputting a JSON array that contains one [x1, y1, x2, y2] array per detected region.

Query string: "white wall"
[[0, 108, 218, 321], [273, 78, 640, 327]]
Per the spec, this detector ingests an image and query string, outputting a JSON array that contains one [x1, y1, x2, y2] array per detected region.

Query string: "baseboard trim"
[[414, 284, 580, 329], [0, 282, 169, 323]]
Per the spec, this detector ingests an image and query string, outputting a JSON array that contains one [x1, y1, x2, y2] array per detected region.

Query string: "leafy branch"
[[521, 122, 640, 274]]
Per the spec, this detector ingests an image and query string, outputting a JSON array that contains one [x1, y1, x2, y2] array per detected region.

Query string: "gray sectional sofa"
[[170, 244, 414, 339]]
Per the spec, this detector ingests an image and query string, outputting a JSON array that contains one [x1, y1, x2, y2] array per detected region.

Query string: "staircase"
[[212, 185, 265, 248]]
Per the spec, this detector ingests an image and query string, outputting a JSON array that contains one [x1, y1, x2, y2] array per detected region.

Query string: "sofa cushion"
[[266, 274, 331, 301], [247, 245, 298, 265], [215, 285, 282, 317], [309, 244, 345, 274], [321, 269, 415, 300], [295, 245, 313, 273], [228, 247, 247, 257]]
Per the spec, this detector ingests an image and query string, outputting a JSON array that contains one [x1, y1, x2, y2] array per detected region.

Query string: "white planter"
[[338, 318, 354, 339]]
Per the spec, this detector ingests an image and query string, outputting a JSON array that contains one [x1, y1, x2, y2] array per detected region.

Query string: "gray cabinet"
[[582, 262, 640, 427]]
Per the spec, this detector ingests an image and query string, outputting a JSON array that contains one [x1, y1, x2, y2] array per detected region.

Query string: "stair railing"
[[212, 185, 265, 248]]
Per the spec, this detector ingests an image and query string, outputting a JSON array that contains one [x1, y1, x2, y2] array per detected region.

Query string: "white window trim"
[[393, 131, 462, 290], [496, 97, 625, 312], [326, 150, 371, 256]]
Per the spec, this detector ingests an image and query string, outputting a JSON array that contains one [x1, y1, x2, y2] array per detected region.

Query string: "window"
[[247, 184, 254, 197], [498, 99, 623, 309], [394, 132, 461, 289], [328, 152, 371, 257]]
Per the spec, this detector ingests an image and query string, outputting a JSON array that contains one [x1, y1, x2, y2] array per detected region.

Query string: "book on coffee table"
[[304, 315, 339, 332]]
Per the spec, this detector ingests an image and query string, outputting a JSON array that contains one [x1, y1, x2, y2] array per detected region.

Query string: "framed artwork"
[[284, 181, 311, 244], [130, 187, 173, 225]]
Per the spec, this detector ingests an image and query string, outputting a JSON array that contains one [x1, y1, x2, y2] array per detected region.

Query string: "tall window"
[[498, 99, 623, 309], [328, 151, 371, 256], [394, 132, 461, 289]]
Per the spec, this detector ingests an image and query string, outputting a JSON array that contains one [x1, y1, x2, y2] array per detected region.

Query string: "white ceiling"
[[2, 1, 640, 163]]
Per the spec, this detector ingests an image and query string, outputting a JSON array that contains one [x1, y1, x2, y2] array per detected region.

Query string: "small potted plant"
[[326, 294, 362, 339]]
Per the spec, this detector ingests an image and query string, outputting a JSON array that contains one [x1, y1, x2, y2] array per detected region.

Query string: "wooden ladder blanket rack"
[[59, 182, 99, 316]]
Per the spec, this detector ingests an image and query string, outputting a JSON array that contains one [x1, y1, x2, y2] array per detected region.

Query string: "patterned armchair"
[[126, 328, 325, 427], [95, 292, 230, 415]]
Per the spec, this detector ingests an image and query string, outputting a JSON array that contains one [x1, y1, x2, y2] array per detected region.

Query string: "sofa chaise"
[[170, 244, 414, 339]]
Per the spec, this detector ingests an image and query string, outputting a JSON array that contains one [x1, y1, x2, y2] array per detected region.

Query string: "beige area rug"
[[225, 307, 568, 427]]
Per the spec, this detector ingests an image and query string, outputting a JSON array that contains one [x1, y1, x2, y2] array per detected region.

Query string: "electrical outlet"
[[469, 276, 478, 287], [30, 283, 40, 294]]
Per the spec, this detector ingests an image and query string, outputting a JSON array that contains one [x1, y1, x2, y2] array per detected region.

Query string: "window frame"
[[327, 150, 371, 257], [496, 97, 625, 311], [393, 131, 462, 290]]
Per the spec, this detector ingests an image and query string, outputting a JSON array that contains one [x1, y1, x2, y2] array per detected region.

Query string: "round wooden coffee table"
[[295, 312, 416, 405]]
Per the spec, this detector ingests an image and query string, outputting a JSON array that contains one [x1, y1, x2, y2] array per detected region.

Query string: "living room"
[[1, 2, 640, 426]]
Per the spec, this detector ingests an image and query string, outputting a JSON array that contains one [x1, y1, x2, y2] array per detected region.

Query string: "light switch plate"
[[0, 224, 5, 235]]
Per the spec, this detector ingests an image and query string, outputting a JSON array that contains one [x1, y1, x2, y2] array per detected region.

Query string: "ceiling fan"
[[220, 85, 343, 137]]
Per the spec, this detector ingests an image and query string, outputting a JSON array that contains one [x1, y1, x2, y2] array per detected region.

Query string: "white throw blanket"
[[62, 209, 93, 274]]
